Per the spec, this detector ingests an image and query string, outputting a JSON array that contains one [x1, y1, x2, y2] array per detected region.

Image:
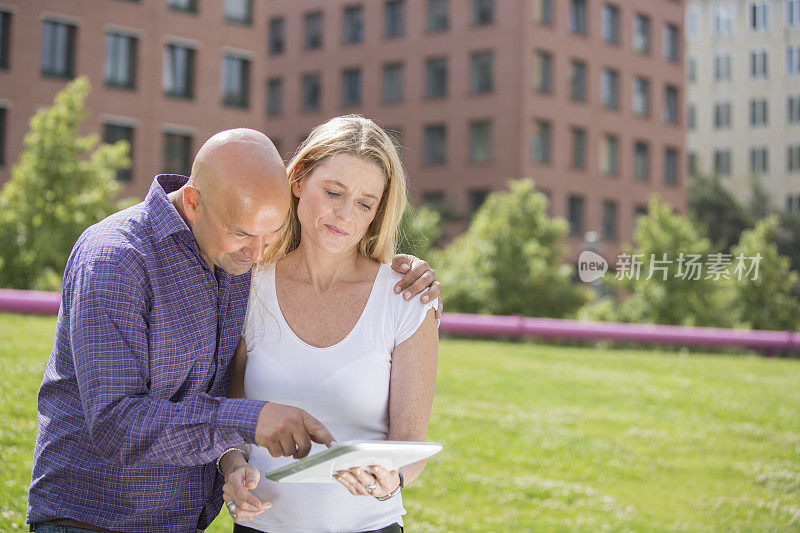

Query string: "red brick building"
[[0, 0, 686, 261]]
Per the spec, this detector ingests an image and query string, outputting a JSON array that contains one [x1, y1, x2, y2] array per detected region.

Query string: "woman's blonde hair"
[[262, 115, 407, 265]]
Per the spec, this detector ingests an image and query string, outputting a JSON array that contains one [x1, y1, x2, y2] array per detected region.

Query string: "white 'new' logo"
[[578, 251, 608, 282]]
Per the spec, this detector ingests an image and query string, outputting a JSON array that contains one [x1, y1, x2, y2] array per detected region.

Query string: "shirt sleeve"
[[68, 247, 265, 467], [394, 294, 439, 348]]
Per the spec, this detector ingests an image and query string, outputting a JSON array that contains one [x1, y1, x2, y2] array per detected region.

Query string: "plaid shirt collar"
[[146, 174, 195, 243]]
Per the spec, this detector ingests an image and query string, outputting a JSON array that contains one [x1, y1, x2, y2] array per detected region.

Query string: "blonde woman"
[[219, 116, 439, 533]]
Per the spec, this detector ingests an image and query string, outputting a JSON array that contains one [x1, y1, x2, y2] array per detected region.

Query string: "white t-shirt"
[[239, 262, 437, 533]]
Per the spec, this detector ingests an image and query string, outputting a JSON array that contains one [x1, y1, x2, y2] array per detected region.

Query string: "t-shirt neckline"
[[270, 262, 386, 351]]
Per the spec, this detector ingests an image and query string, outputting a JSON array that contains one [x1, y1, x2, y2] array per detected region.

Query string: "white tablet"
[[263, 440, 443, 483]]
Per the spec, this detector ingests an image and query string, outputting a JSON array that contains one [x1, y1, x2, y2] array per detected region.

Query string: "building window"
[[569, 60, 587, 102], [468, 189, 490, 217], [664, 85, 679, 124], [104, 32, 137, 89], [750, 98, 769, 126], [686, 7, 700, 41], [425, 57, 448, 97], [601, 133, 618, 175], [302, 72, 321, 111], [663, 23, 679, 62], [469, 120, 492, 162], [714, 53, 732, 81], [600, 68, 618, 109], [714, 102, 732, 129], [341, 68, 362, 106], [385, 0, 405, 38], [632, 76, 650, 116], [0, 107, 5, 166], [601, 200, 618, 240], [225, 0, 252, 24], [424, 124, 446, 165], [788, 95, 800, 123], [532, 120, 551, 163], [750, 146, 769, 174], [572, 127, 586, 169], [568, 195, 585, 236], [788, 0, 800, 28], [634, 141, 649, 181], [533, 50, 552, 93], [168, 0, 197, 13], [163, 132, 193, 176], [534, 0, 554, 26], [788, 46, 800, 76], [41, 20, 76, 78], [751, 49, 768, 78], [688, 57, 697, 83], [427, 0, 449, 31], [266, 77, 282, 116], [664, 147, 678, 186], [688, 152, 698, 177], [633, 204, 648, 231], [602, 4, 619, 44], [570, 0, 587, 35], [422, 190, 445, 209], [471, 51, 493, 93], [633, 14, 650, 53], [473, 0, 494, 25], [688, 104, 696, 130], [304, 11, 324, 49], [163, 44, 195, 98], [382, 62, 404, 103], [222, 55, 250, 108], [0, 11, 11, 70], [714, 3, 734, 37], [103, 123, 134, 182], [750, 1, 770, 32], [269, 17, 285, 54], [343, 5, 364, 44], [714, 149, 732, 176], [788, 145, 800, 172]]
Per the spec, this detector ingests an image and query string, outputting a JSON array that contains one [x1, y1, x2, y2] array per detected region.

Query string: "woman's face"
[[293, 153, 386, 256]]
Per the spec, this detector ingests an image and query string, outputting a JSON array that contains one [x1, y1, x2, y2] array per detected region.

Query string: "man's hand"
[[391, 254, 443, 318], [223, 464, 271, 523], [254, 403, 335, 459]]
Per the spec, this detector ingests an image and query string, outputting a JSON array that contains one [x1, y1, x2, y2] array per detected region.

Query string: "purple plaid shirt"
[[28, 175, 266, 532]]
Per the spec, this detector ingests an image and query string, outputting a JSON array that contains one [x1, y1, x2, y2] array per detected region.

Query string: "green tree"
[[748, 173, 772, 220], [434, 179, 589, 317], [688, 173, 752, 252], [0, 76, 130, 290], [608, 195, 735, 327], [775, 210, 800, 273], [730, 216, 800, 331], [397, 202, 442, 259]]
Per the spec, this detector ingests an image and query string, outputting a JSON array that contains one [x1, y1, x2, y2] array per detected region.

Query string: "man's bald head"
[[178, 128, 291, 275], [190, 128, 286, 205]]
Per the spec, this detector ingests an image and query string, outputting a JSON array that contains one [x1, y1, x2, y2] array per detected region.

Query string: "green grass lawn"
[[1, 312, 799, 532]]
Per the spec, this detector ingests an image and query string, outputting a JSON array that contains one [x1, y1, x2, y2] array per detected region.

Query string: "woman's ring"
[[365, 484, 377, 493], [227, 501, 238, 515]]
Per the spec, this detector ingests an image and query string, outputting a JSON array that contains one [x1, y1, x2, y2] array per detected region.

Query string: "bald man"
[[27, 129, 441, 533]]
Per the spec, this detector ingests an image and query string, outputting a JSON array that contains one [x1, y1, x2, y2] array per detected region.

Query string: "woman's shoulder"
[[376, 263, 438, 312]]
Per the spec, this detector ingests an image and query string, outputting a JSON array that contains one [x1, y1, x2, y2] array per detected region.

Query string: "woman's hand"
[[223, 464, 272, 522], [335, 465, 400, 498]]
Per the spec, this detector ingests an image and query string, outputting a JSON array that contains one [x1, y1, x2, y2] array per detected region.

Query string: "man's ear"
[[183, 186, 202, 222]]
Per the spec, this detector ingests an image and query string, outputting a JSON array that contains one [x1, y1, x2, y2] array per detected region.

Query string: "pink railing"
[[1, 289, 797, 355]]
